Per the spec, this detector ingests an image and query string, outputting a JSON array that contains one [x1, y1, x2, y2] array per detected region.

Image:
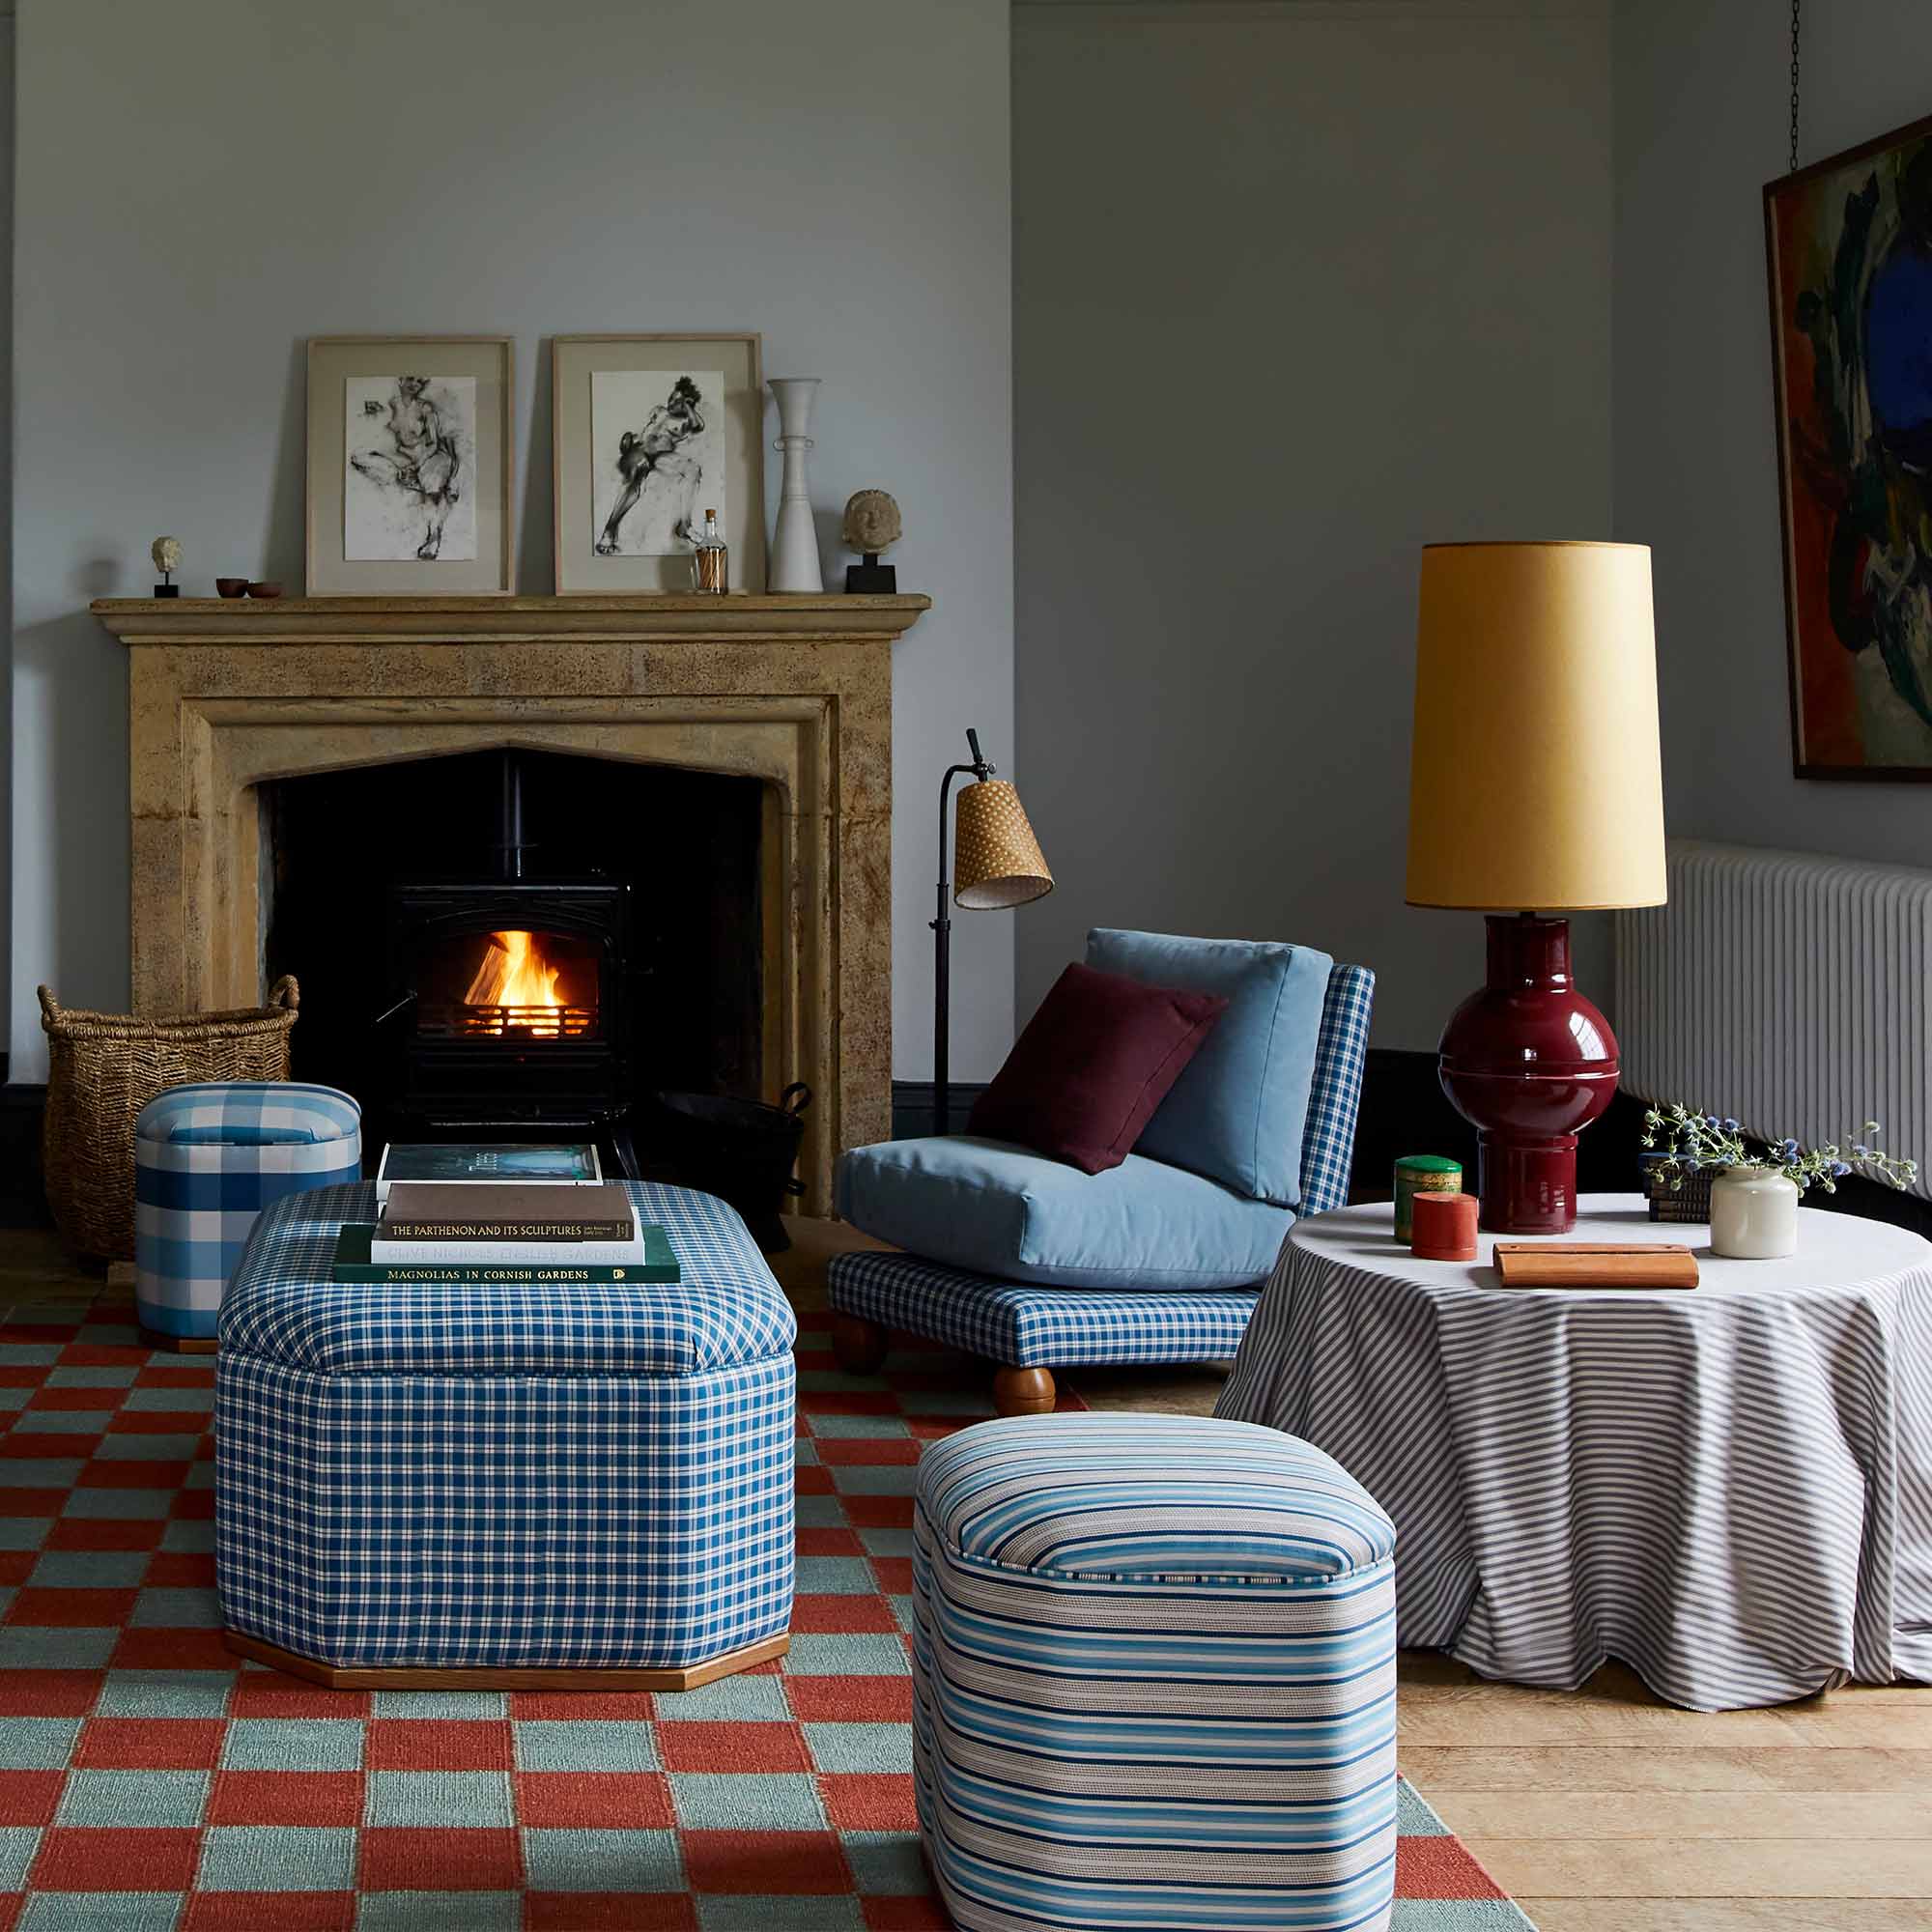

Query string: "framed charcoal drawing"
[[1767, 113, 1932, 780], [552, 334, 764, 593], [305, 336, 514, 596]]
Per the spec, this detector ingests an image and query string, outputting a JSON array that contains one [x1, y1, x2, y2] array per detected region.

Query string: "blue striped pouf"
[[133, 1083, 362, 1344], [913, 1413, 1398, 1932]]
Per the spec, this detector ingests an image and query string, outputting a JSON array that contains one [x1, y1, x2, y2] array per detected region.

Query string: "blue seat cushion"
[[835, 1136, 1291, 1291], [1086, 928, 1334, 1207]]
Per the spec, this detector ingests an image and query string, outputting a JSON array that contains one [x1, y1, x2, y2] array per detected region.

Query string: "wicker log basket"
[[37, 978, 300, 1261]]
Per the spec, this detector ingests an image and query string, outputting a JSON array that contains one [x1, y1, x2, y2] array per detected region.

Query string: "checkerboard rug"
[[0, 1288, 1534, 1930]]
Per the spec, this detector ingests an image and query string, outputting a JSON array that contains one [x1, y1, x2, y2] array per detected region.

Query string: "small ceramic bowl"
[[214, 578, 248, 599], [246, 582, 284, 600]]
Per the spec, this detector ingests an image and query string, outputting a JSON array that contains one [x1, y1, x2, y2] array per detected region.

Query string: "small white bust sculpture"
[[151, 536, 184, 577], [840, 490, 902, 557]]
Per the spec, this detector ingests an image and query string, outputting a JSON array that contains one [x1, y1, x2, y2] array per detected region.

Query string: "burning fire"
[[462, 930, 565, 1036]]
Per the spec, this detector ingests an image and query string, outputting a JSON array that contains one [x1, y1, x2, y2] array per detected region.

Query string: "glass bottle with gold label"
[[691, 508, 728, 594]]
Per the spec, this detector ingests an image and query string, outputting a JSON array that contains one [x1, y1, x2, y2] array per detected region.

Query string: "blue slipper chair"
[[829, 930, 1374, 1414]]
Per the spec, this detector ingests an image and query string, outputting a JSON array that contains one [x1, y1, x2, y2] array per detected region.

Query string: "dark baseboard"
[[1351, 1049, 1477, 1201], [1351, 1048, 1932, 1237], [14, 1067, 1930, 1241], [0, 1084, 51, 1228], [891, 1080, 989, 1141], [4, 1075, 998, 1227], [1787, 1164, 1932, 1236], [889, 1060, 1650, 1198], [1352, 1047, 1649, 1202]]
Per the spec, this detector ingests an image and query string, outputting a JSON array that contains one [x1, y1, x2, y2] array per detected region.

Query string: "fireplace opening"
[[262, 748, 769, 1167]]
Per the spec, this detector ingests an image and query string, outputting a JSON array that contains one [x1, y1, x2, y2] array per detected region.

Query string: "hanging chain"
[[1789, 0, 1803, 173]]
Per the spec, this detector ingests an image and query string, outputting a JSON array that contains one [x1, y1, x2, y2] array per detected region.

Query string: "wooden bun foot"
[[139, 1326, 218, 1355], [831, 1312, 890, 1376], [993, 1366, 1056, 1416]]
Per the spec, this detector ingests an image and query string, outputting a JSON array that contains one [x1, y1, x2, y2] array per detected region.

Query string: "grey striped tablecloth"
[[1215, 1194, 1932, 1711]]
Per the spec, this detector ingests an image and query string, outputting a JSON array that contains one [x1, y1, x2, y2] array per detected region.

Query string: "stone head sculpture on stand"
[[841, 490, 901, 594], [151, 536, 184, 599]]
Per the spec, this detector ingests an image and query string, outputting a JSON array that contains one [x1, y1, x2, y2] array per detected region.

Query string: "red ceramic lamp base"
[[1470, 1131, 1585, 1237], [1436, 914, 1619, 1236]]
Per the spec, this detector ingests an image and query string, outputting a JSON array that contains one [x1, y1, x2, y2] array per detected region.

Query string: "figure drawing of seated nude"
[[350, 376, 463, 561], [597, 376, 705, 555]]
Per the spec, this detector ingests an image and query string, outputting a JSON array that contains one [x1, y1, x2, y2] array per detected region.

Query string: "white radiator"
[[1615, 838, 1932, 1201]]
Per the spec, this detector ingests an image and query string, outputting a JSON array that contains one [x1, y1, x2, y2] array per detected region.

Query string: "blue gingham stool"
[[913, 1413, 1399, 1932], [215, 1179, 797, 1688], [133, 1082, 361, 1350]]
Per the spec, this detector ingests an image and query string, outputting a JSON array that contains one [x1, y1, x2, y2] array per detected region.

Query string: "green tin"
[[1394, 1154, 1463, 1242]]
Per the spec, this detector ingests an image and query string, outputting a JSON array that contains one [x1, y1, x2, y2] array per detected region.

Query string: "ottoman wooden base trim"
[[139, 1326, 218, 1355], [225, 1629, 790, 1691]]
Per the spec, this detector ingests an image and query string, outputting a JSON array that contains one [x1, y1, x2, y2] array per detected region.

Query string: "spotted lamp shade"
[[955, 780, 1053, 910]]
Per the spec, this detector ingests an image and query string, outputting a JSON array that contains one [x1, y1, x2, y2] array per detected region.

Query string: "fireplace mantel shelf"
[[92, 592, 931, 645]]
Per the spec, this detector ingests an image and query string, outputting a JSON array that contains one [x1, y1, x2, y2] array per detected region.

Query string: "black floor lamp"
[[932, 728, 1053, 1135]]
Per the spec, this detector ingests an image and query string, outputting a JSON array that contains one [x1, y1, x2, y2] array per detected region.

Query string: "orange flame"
[[463, 930, 565, 1032]]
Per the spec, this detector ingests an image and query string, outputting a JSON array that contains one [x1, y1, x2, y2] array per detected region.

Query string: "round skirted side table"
[[1216, 1194, 1932, 1712]]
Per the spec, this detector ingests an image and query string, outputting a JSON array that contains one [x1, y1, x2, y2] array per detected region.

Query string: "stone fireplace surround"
[[91, 594, 931, 1213]]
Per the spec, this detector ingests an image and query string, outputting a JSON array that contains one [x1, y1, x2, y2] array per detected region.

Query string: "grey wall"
[[1614, 0, 1932, 862], [1012, 0, 1614, 1051], [0, 7, 12, 1075], [9, 0, 1012, 1084]]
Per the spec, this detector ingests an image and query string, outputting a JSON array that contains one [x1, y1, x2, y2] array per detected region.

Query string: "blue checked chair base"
[[831, 958, 1373, 1414], [829, 1253, 1261, 1415], [216, 1181, 798, 1687]]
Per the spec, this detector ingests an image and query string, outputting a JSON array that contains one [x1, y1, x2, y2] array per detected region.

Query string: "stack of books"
[[334, 1144, 679, 1286]]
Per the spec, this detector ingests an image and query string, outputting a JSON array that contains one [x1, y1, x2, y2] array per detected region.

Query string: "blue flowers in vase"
[[1640, 1102, 1917, 1196]]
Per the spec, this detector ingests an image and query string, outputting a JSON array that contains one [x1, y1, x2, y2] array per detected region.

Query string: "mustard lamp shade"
[[1406, 541, 1666, 911], [954, 780, 1053, 910]]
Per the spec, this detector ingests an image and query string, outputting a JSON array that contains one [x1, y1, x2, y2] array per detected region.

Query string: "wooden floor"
[[1399, 1652, 1932, 1929], [10, 1214, 1929, 1928]]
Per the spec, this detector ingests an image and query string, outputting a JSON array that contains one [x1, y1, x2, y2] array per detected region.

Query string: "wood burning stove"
[[383, 754, 635, 1149]]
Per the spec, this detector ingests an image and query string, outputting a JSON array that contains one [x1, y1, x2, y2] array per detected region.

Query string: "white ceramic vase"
[[767, 378, 823, 592], [1709, 1167, 1800, 1260]]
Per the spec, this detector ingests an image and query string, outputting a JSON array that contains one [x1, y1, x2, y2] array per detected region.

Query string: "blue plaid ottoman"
[[215, 1179, 797, 1689], [133, 1081, 362, 1349], [914, 1413, 1399, 1932]]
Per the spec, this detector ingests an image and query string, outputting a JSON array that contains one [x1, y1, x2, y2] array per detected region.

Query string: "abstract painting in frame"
[[306, 336, 515, 595], [552, 334, 764, 593], [1768, 113, 1932, 780]]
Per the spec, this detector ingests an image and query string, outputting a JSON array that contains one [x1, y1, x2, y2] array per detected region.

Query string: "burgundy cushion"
[[967, 962, 1229, 1175]]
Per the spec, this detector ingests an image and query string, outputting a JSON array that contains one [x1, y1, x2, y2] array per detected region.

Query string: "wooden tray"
[[1494, 1242, 1698, 1290]]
